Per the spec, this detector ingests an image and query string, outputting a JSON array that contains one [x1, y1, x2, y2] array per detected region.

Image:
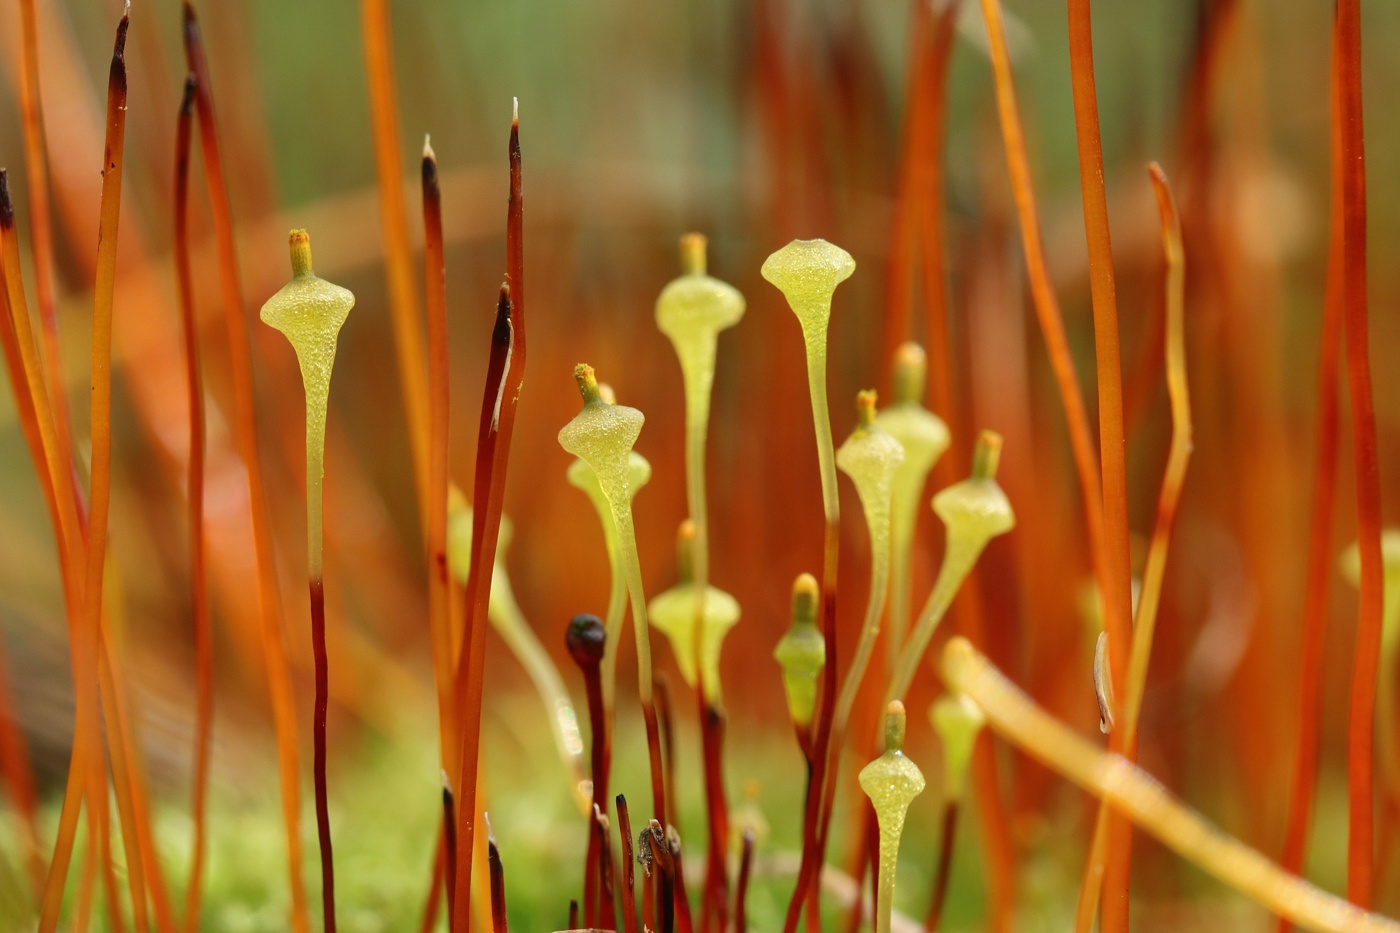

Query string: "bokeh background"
[[2, 0, 1400, 929]]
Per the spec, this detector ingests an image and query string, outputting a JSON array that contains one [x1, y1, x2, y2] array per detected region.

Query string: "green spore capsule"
[[931, 694, 985, 802], [831, 391, 904, 732], [567, 448, 652, 711], [887, 430, 1015, 701], [259, 229, 353, 579], [559, 364, 661, 711], [446, 489, 587, 810], [858, 700, 926, 933], [648, 521, 741, 706], [761, 238, 855, 522], [774, 573, 825, 733], [874, 343, 951, 659]]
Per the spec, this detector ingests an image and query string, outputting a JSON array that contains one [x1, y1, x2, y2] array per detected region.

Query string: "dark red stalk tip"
[[568, 900, 579, 930], [567, 614, 606, 669], [0, 170, 13, 229]]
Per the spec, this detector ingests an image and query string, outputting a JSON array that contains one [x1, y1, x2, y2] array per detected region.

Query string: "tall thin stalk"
[[173, 73, 214, 933], [181, 9, 309, 926]]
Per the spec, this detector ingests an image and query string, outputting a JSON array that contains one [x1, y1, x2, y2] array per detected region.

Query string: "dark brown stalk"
[[487, 820, 508, 933], [735, 830, 755, 933], [1065, 1, 1135, 925], [618, 795, 639, 933], [597, 807, 618, 933], [1335, 0, 1382, 908], [310, 578, 336, 933], [443, 782, 458, 931], [568, 900, 579, 930], [452, 106, 528, 932], [181, 9, 308, 927], [923, 802, 959, 932], [173, 72, 214, 933], [567, 615, 608, 927], [668, 828, 693, 933], [699, 700, 730, 932], [422, 139, 457, 777], [649, 823, 677, 933]]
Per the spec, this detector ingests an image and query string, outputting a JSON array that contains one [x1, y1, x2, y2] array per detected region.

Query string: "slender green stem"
[[887, 541, 977, 702]]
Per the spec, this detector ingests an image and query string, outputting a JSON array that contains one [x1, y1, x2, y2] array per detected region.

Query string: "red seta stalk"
[[1334, 0, 1382, 908], [618, 795, 640, 933], [451, 104, 528, 933], [567, 614, 608, 928]]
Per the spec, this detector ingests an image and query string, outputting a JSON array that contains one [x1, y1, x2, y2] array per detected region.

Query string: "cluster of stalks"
[[0, 1, 1398, 933]]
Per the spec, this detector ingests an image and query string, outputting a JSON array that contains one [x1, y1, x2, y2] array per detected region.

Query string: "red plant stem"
[[181, 10, 309, 928], [1334, 0, 1382, 908], [918, 0, 962, 431], [924, 802, 960, 932], [173, 72, 214, 933], [1064, 1, 1135, 925], [644, 863, 657, 933], [15, 0, 74, 490], [310, 578, 337, 933], [451, 283, 517, 931], [782, 517, 840, 933], [422, 141, 458, 775], [700, 700, 731, 932], [360, 0, 431, 514], [444, 783, 459, 931], [0, 629, 41, 894], [419, 829, 445, 933], [1276, 40, 1346, 928], [667, 832, 691, 933], [597, 808, 618, 933], [568, 623, 607, 928], [618, 795, 640, 933], [568, 900, 579, 930], [452, 108, 528, 932], [735, 831, 755, 933], [488, 831, 508, 933], [657, 677, 680, 829]]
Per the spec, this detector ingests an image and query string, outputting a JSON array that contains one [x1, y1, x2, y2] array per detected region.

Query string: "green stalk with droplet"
[[887, 431, 1015, 703], [874, 343, 950, 665], [858, 701, 925, 933], [567, 443, 652, 718], [831, 390, 904, 734], [446, 490, 587, 812], [1341, 530, 1400, 806], [559, 363, 669, 824], [259, 229, 353, 933]]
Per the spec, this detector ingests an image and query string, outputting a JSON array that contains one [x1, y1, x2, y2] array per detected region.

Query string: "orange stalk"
[[173, 73, 214, 933], [976, 0, 1110, 638], [1064, 1, 1135, 925], [452, 106, 529, 933], [181, 8, 309, 929], [1075, 163, 1191, 932], [1334, 0, 1382, 908], [421, 139, 457, 771], [15, 0, 75, 489], [360, 0, 431, 519], [1276, 35, 1346, 928]]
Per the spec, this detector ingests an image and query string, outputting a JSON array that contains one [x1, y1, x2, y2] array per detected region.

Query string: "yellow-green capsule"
[[774, 573, 825, 732], [858, 701, 925, 933], [761, 239, 855, 522], [887, 431, 1015, 702], [831, 391, 904, 733], [648, 521, 741, 706], [259, 229, 353, 580], [874, 343, 951, 658], [930, 693, 985, 802]]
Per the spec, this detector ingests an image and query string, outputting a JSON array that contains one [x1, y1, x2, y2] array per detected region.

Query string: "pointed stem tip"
[[289, 229, 314, 277]]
